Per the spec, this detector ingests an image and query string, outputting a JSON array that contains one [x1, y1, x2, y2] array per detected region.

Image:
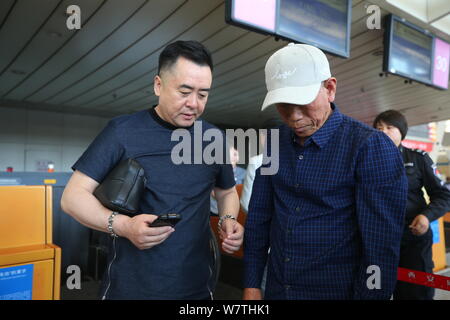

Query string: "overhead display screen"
[[277, 0, 351, 58], [384, 14, 449, 90], [226, 0, 277, 34], [225, 0, 352, 59], [389, 19, 433, 84]]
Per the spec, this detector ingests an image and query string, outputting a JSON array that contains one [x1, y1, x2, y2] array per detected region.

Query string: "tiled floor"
[[60, 253, 450, 300], [434, 273, 450, 300], [434, 253, 450, 300], [61, 276, 450, 300], [61, 280, 242, 300]]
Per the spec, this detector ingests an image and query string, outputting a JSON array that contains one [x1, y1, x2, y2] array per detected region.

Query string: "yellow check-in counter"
[[0, 186, 61, 300], [432, 217, 447, 272]]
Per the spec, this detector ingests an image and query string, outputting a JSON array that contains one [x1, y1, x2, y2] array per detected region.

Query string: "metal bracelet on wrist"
[[218, 214, 237, 229], [108, 211, 119, 238]]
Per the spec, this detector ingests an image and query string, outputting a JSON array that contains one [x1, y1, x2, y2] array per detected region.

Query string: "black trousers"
[[393, 227, 435, 300]]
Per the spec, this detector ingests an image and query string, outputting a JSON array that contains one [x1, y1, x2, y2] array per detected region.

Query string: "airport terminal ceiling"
[[0, 0, 449, 129]]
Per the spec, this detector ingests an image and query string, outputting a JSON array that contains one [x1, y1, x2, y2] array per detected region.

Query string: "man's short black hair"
[[158, 40, 213, 75], [373, 109, 408, 140]]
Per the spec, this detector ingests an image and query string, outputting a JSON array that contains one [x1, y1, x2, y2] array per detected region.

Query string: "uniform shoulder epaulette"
[[411, 148, 427, 156]]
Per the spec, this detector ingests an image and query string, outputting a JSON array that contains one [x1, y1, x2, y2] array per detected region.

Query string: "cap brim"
[[261, 82, 322, 111]]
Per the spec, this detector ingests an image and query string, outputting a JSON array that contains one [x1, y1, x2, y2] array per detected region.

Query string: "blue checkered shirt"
[[244, 104, 407, 300]]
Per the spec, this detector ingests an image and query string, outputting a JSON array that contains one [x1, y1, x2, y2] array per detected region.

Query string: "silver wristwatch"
[[218, 214, 237, 229]]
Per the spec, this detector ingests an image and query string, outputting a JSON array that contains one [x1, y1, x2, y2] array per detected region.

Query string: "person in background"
[[444, 177, 450, 191], [210, 145, 246, 215], [230, 145, 247, 185], [241, 119, 282, 213], [240, 134, 264, 214], [243, 43, 408, 300], [373, 109, 450, 300]]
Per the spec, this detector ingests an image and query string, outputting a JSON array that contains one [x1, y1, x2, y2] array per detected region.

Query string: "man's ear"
[[326, 77, 337, 102], [154, 75, 162, 97]]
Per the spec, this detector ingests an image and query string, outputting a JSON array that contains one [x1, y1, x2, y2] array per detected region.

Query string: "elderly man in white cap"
[[243, 43, 408, 300]]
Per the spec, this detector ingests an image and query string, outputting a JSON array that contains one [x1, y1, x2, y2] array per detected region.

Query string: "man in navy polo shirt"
[[61, 41, 243, 300]]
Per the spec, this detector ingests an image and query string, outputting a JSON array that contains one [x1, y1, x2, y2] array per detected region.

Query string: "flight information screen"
[[277, 0, 351, 58], [388, 19, 433, 84], [226, 0, 277, 34]]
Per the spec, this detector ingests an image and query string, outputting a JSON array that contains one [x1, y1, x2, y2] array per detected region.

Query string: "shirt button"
[[285, 285, 291, 290], [295, 183, 299, 188], [295, 207, 300, 212], [285, 257, 291, 262], [298, 155, 304, 160]]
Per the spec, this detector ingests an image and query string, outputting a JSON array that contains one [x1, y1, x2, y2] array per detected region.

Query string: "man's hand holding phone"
[[114, 214, 176, 250], [148, 213, 182, 227]]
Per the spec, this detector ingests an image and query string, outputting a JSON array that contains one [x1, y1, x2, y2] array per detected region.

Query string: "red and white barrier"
[[397, 267, 450, 291]]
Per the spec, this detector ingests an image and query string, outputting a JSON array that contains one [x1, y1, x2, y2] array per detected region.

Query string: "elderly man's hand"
[[243, 288, 263, 300]]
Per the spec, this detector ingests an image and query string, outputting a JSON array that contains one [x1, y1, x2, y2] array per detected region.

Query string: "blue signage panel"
[[430, 220, 440, 244], [0, 264, 34, 300]]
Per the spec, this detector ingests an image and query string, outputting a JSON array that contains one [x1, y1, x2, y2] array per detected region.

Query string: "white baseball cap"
[[261, 43, 331, 111]]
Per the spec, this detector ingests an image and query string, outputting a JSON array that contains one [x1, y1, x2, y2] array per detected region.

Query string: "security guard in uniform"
[[373, 110, 450, 300]]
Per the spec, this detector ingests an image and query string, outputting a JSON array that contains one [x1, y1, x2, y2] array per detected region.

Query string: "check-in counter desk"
[[0, 185, 61, 299], [432, 217, 447, 271], [0, 173, 91, 282]]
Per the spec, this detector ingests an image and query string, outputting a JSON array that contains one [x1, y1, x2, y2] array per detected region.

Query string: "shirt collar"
[[291, 103, 343, 149], [149, 105, 194, 130]]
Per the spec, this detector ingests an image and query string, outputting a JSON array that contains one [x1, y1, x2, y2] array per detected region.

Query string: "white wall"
[[0, 107, 110, 172]]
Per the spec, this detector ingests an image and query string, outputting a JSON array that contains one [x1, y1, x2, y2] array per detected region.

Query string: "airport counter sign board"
[[0, 264, 34, 300]]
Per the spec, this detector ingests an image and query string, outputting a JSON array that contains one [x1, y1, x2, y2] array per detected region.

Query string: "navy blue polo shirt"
[[72, 108, 235, 299]]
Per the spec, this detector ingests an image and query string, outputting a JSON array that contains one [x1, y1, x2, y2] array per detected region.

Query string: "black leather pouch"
[[93, 158, 146, 215]]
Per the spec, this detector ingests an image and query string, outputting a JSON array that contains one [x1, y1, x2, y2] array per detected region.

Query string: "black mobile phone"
[[148, 213, 182, 227]]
